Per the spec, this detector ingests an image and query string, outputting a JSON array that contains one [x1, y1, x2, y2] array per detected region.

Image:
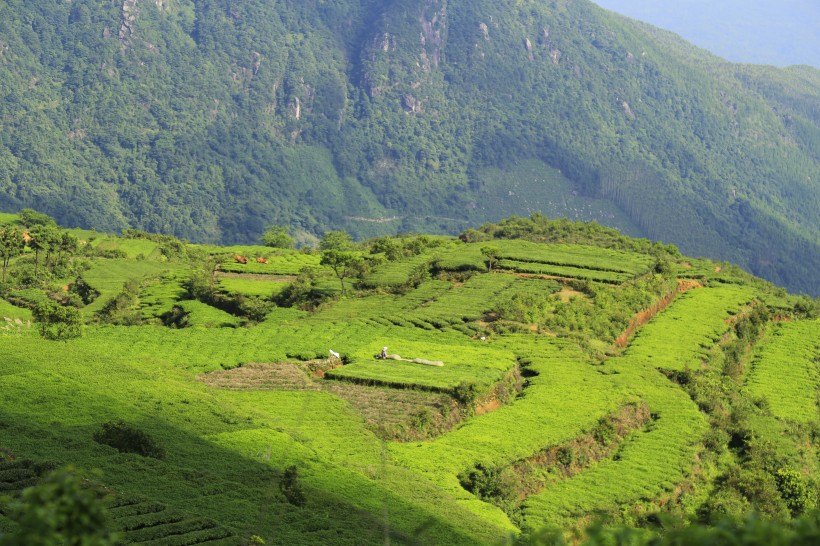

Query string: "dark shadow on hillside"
[[0, 404, 492, 545]]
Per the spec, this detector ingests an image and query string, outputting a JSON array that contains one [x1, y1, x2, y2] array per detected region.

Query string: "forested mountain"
[[0, 0, 818, 294]]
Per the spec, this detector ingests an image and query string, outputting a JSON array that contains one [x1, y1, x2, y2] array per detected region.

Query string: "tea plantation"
[[0, 213, 817, 544]]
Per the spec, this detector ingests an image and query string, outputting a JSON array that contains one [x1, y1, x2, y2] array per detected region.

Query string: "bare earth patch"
[[556, 286, 584, 303], [200, 362, 318, 390], [199, 362, 462, 441]]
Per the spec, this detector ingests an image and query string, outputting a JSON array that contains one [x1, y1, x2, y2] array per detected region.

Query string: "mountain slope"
[[0, 0, 817, 294]]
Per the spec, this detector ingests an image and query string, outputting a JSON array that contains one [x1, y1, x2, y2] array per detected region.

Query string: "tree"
[[27, 224, 61, 279], [17, 208, 56, 228], [480, 246, 501, 272], [261, 225, 294, 249], [58, 231, 79, 262], [0, 467, 119, 546], [33, 301, 84, 340], [319, 230, 353, 251], [320, 249, 362, 295], [0, 227, 25, 283]]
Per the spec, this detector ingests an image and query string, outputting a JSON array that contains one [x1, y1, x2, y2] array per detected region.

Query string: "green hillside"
[[0, 1, 817, 295], [0, 212, 818, 544]]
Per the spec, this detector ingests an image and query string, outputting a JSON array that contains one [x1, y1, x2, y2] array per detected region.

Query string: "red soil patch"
[[557, 286, 585, 303], [475, 398, 501, 415], [714, 265, 722, 273], [680, 262, 692, 268], [614, 280, 701, 348]]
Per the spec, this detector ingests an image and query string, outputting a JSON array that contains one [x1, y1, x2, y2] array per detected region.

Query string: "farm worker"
[[329, 349, 340, 359], [380, 346, 388, 359]]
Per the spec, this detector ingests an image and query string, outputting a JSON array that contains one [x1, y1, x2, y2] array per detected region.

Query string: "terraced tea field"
[[746, 320, 820, 423], [0, 219, 817, 545]]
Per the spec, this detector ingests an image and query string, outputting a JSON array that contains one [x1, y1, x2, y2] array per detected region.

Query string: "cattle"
[[256, 257, 268, 264], [234, 255, 248, 264]]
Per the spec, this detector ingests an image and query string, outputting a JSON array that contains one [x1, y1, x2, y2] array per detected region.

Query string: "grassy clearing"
[[169, 300, 242, 329], [745, 320, 820, 423]]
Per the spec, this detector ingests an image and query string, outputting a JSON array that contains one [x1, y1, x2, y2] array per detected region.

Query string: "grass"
[[434, 241, 653, 283], [0, 298, 33, 321], [620, 284, 756, 372]]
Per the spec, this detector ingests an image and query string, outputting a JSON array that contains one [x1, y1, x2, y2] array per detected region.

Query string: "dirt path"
[[613, 279, 701, 348]]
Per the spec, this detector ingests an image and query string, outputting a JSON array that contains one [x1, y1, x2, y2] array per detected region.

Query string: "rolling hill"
[[0, 0, 817, 294], [0, 212, 818, 543]]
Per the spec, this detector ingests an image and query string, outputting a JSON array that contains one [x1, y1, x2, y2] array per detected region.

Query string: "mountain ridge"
[[0, 0, 817, 294]]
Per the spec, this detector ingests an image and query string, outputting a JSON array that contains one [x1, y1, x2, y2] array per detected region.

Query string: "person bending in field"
[[380, 346, 388, 359]]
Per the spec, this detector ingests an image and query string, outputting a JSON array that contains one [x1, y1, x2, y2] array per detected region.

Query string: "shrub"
[[280, 465, 306, 507], [92, 420, 165, 459], [33, 301, 83, 340], [452, 381, 481, 408]]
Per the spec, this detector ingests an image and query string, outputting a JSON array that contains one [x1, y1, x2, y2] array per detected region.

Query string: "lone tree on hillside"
[[0, 227, 25, 283], [319, 230, 353, 251], [480, 246, 501, 272], [320, 249, 363, 295], [261, 225, 294, 249]]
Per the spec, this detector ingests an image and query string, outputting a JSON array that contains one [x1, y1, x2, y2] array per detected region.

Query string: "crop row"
[[492, 240, 652, 275], [389, 335, 623, 525], [432, 241, 653, 278], [218, 252, 320, 275], [496, 259, 629, 283], [745, 319, 820, 423], [623, 284, 755, 371]]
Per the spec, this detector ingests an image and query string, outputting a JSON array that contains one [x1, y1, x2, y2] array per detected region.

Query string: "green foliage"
[[280, 465, 307, 508], [0, 467, 119, 546], [481, 246, 501, 272], [0, 220, 819, 545], [775, 468, 816, 516], [519, 511, 820, 545], [0, 1, 817, 296], [17, 209, 56, 228], [319, 231, 354, 251], [0, 227, 25, 283], [33, 301, 83, 340], [320, 249, 364, 294], [261, 225, 295, 249], [92, 420, 166, 459]]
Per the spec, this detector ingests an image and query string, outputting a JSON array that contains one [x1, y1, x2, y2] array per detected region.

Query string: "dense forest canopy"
[[0, 0, 817, 294]]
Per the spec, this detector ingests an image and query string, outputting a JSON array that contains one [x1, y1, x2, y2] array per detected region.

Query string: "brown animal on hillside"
[[256, 257, 269, 264], [234, 255, 248, 264]]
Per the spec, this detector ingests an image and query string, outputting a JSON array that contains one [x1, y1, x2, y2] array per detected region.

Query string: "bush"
[[280, 465, 306, 507], [33, 301, 83, 340], [452, 381, 481, 408], [92, 420, 165, 459]]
